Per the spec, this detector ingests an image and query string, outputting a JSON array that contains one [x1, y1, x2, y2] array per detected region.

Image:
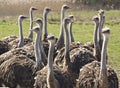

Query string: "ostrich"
[[0, 25, 44, 87], [8, 15, 33, 49], [43, 7, 52, 42], [76, 28, 118, 88], [0, 15, 32, 55], [28, 7, 38, 39], [17, 15, 29, 47], [34, 34, 74, 88], [56, 4, 70, 50], [68, 15, 75, 43]]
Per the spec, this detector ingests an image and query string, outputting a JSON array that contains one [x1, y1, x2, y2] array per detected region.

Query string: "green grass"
[[0, 10, 120, 80]]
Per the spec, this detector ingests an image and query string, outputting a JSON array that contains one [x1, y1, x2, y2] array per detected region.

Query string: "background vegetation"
[[71, 0, 120, 10], [0, 0, 119, 85]]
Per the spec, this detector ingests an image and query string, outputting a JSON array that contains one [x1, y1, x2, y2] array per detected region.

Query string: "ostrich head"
[[47, 34, 56, 43], [30, 7, 38, 11], [102, 28, 110, 38], [44, 7, 52, 14], [98, 9, 104, 16], [32, 19, 43, 33], [34, 18, 43, 25], [68, 15, 74, 23], [31, 26, 40, 33], [18, 15, 28, 22], [63, 17, 71, 26], [62, 4, 70, 10], [92, 16, 99, 23]]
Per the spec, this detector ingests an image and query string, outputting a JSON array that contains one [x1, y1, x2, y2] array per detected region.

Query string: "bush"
[[71, 0, 120, 9]]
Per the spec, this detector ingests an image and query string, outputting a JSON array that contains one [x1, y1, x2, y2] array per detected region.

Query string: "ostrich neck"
[[64, 23, 70, 66], [100, 35, 108, 70], [58, 9, 65, 41], [93, 22, 99, 55], [30, 10, 33, 29], [99, 35, 108, 88], [61, 8, 65, 22], [28, 10, 33, 39], [47, 40, 58, 88], [56, 9, 65, 50], [98, 15, 103, 43], [34, 31, 43, 67], [48, 41, 55, 73], [18, 20, 24, 48], [69, 22, 74, 42], [101, 16, 105, 30], [43, 12, 48, 38], [60, 8, 65, 36], [38, 23, 42, 41], [39, 23, 47, 65]]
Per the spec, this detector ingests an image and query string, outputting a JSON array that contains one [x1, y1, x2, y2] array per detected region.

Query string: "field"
[[0, 0, 120, 85]]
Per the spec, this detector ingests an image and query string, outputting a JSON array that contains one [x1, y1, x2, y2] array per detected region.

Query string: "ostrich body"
[[2, 35, 18, 43], [0, 40, 10, 55], [28, 7, 38, 39], [0, 55, 36, 88], [0, 47, 35, 65], [0, 25, 44, 87], [56, 4, 70, 50], [76, 28, 118, 88], [43, 7, 52, 42]]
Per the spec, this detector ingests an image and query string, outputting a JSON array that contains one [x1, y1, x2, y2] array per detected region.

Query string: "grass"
[[0, 1, 120, 83]]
